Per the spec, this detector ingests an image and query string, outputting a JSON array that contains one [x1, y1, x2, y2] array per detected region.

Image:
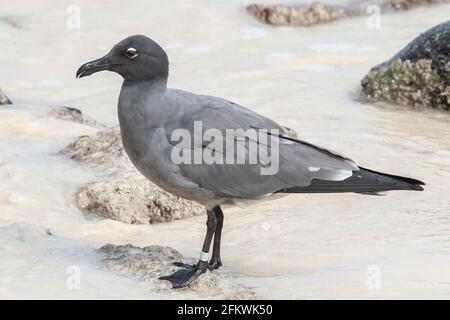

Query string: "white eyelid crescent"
[[126, 47, 138, 58]]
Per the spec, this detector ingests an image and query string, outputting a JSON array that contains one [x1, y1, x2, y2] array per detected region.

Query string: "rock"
[[77, 174, 204, 224], [361, 59, 449, 110], [246, 2, 356, 27], [361, 21, 450, 111], [247, 1, 449, 27], [99, 243, 258, 298], [62, 126, 205, 224], [99, 244, 217, 289], [47, 106, 102, 127], [383, 0, 447, 11], [0, 88, 12, 105], [63, 126, 126, 167]]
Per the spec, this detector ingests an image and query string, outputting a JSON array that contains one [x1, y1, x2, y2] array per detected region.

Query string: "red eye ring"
[[125, 48, 138, 59]]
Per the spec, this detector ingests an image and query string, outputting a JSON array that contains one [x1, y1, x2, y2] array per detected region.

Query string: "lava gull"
[[76, 35, 424, 288]]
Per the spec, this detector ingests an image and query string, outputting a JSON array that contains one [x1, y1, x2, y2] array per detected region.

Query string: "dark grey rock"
[[361, 21, 450, 111], [369, 20, 450, 86]]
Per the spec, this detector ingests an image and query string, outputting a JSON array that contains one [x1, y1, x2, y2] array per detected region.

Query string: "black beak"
[[76, 55, 118, 79]]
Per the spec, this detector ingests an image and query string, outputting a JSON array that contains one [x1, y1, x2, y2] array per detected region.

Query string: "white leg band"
[[199, 251, 209, 262]]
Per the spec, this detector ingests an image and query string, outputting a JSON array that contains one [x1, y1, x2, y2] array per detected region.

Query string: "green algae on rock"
[[361, 21, 450, 111], [361, 59, 450, 111]]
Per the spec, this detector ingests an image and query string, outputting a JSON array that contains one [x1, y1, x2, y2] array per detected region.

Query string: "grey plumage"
[[77, 35, 424, 210], [117, 85, 361, 208], [77, 35, 425, 289]]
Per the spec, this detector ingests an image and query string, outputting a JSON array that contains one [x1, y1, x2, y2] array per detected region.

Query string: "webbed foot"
[[208, 256, 222, 270], [159, 260, 207, 289]]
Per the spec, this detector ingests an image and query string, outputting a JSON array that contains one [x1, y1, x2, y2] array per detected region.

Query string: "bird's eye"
[[125, 48, 138, 59]]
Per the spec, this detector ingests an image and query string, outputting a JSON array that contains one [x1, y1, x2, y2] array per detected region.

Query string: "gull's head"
[[76, 35, 168, 82]]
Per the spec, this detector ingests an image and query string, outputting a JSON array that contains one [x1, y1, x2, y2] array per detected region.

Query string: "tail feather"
[[277, 167, 425, 194]]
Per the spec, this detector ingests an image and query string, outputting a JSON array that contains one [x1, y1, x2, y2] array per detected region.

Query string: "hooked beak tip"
[[76, 63, 91, 79], [76, 56, 111, 79], [75, 69, 84, 79]]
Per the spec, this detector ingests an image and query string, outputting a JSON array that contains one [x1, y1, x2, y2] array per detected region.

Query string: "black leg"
[[208, 206, 223, 270], [202, 207, 218, 254], [159, 208, 218, 289]]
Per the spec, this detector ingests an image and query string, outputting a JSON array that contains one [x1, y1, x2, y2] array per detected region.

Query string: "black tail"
[[277, 167, 425, 194]]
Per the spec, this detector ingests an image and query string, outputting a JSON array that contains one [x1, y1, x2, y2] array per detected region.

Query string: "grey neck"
[[123, 78, 168, 92]]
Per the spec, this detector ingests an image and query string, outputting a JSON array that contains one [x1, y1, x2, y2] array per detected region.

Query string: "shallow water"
[[0, 0, 449, 299]]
